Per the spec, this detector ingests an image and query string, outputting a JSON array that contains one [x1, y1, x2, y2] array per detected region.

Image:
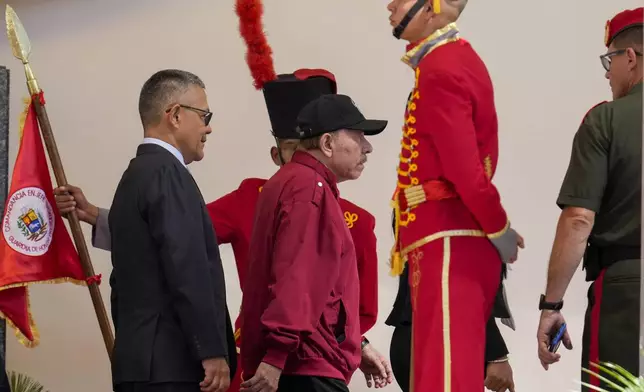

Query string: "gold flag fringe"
[[0, 278, 88, 348], [0, 277, 88, 292], [3, 96, 93, 348], [17, 96, 31, 141], [2, 90, 91, 345], [0, 287, 40, 348]]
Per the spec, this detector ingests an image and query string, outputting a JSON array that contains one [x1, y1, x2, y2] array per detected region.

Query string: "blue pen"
[[549, 323, 567, 353]]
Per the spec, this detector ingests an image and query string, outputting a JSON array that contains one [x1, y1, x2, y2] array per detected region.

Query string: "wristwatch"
[[539, 294, 564, 311], [361, 336, 370, 350]]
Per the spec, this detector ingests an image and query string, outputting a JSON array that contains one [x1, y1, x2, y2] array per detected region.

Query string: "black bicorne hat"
[[262, 69, 337, 140]]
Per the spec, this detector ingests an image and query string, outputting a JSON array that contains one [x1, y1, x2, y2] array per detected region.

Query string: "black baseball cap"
[[294, 94, 388, 139]]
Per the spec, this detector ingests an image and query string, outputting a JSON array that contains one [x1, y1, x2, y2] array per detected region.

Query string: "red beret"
[[605, 7, 643, 47]]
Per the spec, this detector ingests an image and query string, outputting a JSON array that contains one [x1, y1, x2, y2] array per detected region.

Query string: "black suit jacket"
[[385, 262, 509, 362], [108, 143, 236, 385]]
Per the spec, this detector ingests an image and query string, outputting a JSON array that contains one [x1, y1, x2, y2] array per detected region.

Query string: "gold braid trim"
[[234, 327, 241, 354], [391, 69, 422, 276], [401, 229, 486, 258], [401, 23, 458, 66], [484, 155, 492, 179], [389, 196, 404, 277], [392, 229, 487, 277], [487, 220, 510, 239], [18, 96, 31, 141], [403, 185, 427, 209]]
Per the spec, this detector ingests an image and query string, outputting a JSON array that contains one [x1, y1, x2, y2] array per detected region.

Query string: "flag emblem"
[[3, 186, 54, 256]]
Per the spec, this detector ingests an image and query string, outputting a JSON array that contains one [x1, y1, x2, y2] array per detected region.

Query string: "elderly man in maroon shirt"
[[239, 94, 388, 392]]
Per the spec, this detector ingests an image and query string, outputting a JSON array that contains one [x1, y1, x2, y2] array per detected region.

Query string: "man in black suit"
[[109, 69, 236, 392]]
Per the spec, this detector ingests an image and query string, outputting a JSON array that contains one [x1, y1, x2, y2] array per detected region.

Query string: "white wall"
[[0, 0, 639, 391]]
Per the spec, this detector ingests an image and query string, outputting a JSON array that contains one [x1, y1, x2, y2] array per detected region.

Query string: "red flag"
[[0, 287, 37, 346], [0, 93, 86, 347]]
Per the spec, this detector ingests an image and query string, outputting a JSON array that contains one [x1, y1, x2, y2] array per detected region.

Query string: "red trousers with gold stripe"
[[408, 235, 501, 392]]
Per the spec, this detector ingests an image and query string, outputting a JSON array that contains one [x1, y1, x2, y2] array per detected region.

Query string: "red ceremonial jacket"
[[391, 23, 510, 273], [207, 177, 378, 342]]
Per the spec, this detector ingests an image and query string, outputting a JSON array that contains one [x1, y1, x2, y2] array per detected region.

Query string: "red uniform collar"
[[401, 23, 460, 69]]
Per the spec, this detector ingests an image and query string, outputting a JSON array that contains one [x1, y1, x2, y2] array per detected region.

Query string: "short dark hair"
[[612, 26, 643, 51], [138, 69, 205, 128]]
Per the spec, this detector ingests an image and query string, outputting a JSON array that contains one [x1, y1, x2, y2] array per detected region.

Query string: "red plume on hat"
[[235, 1, 338, 140], [235, 0, 277, 90]]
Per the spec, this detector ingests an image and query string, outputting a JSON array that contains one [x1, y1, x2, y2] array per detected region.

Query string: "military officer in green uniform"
[[535, 7, 643, 391]]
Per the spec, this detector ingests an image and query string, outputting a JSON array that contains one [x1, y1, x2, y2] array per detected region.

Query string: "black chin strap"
[[393, 0, 428, 40], [273, 136, 286, 165]]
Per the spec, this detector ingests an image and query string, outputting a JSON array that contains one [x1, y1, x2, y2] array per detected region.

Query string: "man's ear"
[[320, 133, 334, 157], [422, 2, 436, 21], [167, 105, 181, 128], [627, 47, 641, 69], [269, 146, 281, 166]]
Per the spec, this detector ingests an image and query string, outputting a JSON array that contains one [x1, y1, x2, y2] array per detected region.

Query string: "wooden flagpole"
[[4, 5, 114, 361]]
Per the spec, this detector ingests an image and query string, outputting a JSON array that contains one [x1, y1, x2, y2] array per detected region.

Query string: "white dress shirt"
[[141, 137, 187, 167]]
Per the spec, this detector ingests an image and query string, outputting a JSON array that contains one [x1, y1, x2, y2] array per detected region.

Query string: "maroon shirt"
[[239, 151, 361, 383]]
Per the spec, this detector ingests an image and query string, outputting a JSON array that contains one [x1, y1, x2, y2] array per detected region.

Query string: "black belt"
[[584, 244, 640, 281], [599, 245, 640, 268]]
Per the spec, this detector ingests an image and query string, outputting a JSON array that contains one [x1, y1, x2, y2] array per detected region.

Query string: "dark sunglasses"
[[166, 104, 213, 126], [600, 48, 643, 72]]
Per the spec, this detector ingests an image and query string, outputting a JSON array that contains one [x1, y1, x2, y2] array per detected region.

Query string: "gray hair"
[[138, 69, 205, 128]]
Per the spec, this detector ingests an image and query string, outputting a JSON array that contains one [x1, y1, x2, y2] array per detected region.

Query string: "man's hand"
[[537, 310, 573, 370], [485, 359, 515, 392], [53, 185, 99, 225], [359, 343, 394, 388], [240, 361, 281, 392], [200, 357, 230, 392]]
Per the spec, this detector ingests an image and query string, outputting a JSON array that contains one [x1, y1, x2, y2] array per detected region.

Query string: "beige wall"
[[0, 0, 640, 391]]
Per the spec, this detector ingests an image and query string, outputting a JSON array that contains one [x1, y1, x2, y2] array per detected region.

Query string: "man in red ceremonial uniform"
[[52, 69, 384, 391], [386, 1, 524, 391], [239, 93, 388, 392]]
